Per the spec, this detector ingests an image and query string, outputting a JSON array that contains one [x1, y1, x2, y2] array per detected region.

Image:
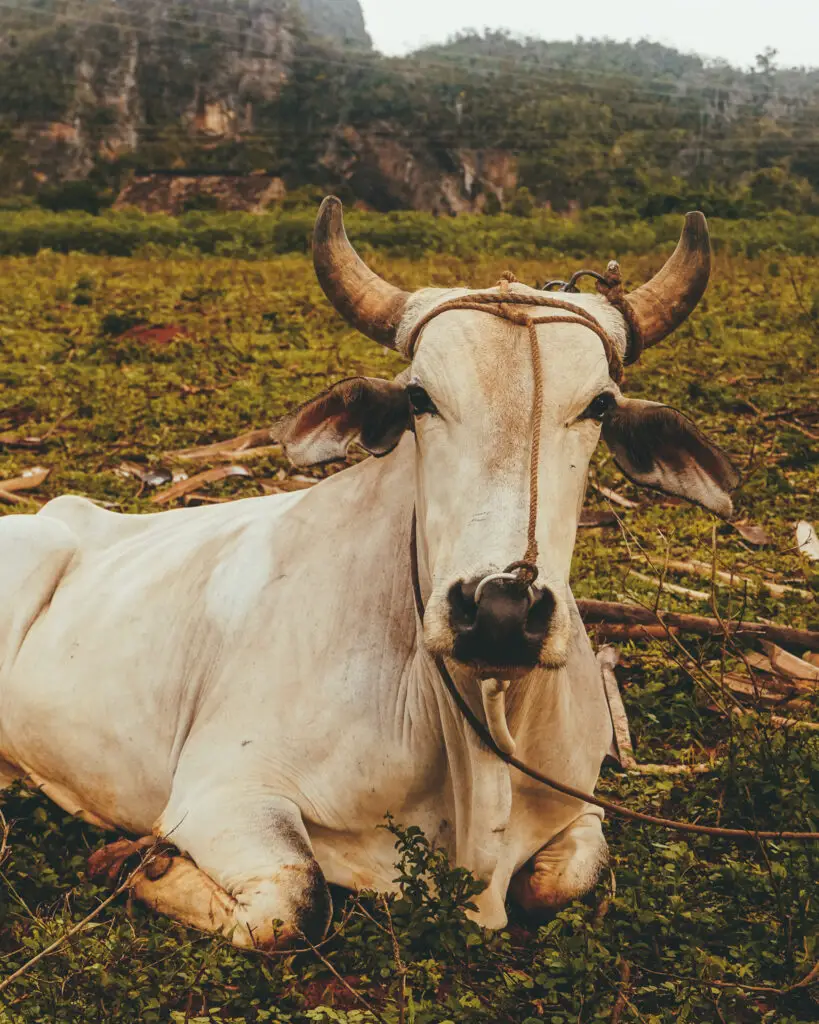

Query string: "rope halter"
[[405, 271, 632, 597]]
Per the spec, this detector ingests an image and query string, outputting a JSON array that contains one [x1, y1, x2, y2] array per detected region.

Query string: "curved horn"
[[313, 196, 411, 348], [626, 212, 711, 351]]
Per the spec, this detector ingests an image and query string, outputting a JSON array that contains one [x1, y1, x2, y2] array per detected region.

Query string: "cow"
[[0, 198, 737, 949]]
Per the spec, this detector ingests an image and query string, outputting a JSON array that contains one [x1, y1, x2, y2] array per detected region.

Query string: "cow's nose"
[[448, 575, 556, 668]]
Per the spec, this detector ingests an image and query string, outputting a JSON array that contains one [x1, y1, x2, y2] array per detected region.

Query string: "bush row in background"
[[2, 207, 819, 260]]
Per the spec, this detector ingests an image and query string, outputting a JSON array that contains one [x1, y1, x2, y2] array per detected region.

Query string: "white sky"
[[359, 0, 819, 70]]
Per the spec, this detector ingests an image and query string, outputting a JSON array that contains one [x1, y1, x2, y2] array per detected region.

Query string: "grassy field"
[[0, 234, 817, 1022]]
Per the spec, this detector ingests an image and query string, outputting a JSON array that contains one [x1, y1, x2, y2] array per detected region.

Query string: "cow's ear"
[[275, 377, 411, 467], [602, 397, 739, 518]]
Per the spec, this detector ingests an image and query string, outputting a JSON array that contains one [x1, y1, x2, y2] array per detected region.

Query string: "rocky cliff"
[[0, 0, 516, 213], [298, 0, 371, 48], [1, 6, 817, 216]]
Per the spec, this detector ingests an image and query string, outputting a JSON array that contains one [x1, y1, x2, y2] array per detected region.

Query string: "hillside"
[[0, 5, 818, 215]]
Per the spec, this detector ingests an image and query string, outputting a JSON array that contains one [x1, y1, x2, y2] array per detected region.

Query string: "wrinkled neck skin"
[[345, 435, 610, 925]]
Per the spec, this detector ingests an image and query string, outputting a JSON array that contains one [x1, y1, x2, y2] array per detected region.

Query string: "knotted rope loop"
[[595, 260, 645, 365]]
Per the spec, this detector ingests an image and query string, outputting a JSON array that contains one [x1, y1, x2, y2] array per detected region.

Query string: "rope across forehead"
[[405, 272, 632, 589], [404, 268, 638, 379]]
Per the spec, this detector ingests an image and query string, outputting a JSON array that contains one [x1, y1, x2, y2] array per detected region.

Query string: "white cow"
[[0, 198, 737, 948]]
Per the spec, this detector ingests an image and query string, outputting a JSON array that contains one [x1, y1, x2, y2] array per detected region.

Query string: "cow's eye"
[[407, 384, 438, 417], [581, 392, 617, 422]]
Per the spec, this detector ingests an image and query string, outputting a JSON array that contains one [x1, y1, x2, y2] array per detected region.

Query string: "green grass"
[[2, 207, 819, 260], [0, 238, 817, 1023]]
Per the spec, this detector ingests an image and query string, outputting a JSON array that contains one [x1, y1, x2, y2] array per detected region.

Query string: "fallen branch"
[[756, 643, 819, 686], [599, 648, 712, 775], [578, 600, 819, 652], [151, 465, 251, 505], [591, 482, 640, 509], [629, 569, 710, 602], [665, 559, 811, 600], [591, 624, 679, 641], [610, 961, 632, 1024], [165, 429, 275, 462], [723, 706, 819, 732], [723, 673, 811, 710]]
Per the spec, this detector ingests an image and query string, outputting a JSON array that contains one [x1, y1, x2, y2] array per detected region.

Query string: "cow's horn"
[[626, 212, 711, 351], [313, 196, 411, 349]]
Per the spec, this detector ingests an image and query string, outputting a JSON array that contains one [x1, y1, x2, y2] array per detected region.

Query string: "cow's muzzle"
[[448, 574, 558, 672]]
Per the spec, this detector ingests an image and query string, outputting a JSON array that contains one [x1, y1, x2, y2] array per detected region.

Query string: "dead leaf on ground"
[[151, 466, 252, 505], [120, 324, 191, 346], [165, 429, 275, 462], [0, 466, 50, 493], [0, 432, 48, 451], [115, 462, 173, 490], [796, 521, 819, 562], [733, 521, 772, 546]]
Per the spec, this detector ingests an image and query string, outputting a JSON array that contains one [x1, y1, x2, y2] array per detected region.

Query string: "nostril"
[[448, 580, 479, 632], [525, 587, 555, 641]]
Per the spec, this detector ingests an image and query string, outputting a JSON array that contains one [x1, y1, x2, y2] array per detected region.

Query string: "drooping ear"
[[602, 398, 739, 518], [275, 377, 411, 467]]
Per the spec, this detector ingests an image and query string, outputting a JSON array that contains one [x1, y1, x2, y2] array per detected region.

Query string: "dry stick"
[[599, 650, 712, 775], [591, 481, 640, 509], [629, 569, 710, 602], [604, 506, 744, 720], [638, 964, 786, 995], [295, 928, 389, 1024], [618, 555, 744, 717], [592, 623, 678, 641], [610, 961, 632, 1024], [381, 896, 407, 1024], [726, 706, 819, 732], [0, 812, 10, 869], [791, 959, 819, 990], [0, 847, 160, 995], [577, 600, 819, 652], [664, 558, 811, 600]]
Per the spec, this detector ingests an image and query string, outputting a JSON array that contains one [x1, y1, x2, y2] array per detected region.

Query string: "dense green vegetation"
[[2, 207, 819, 260], [1, 2, 818, 214], [0, 229, 817, 1021]]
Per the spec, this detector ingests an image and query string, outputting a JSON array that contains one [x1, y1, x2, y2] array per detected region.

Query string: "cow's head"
[[278, 198, 738, 677]]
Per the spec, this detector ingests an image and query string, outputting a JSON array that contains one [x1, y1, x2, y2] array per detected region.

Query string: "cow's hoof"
[[88, 835, 170, 884]]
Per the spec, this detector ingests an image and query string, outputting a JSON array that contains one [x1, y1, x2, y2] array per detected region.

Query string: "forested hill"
[[1, 2, 818, 217]]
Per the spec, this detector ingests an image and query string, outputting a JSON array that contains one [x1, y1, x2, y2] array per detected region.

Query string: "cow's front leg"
[[134, 788, 331, 950], [509, 812, 607, 917]]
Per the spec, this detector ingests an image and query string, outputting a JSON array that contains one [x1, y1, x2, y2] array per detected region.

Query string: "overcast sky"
[[358, 0, 819, 70]]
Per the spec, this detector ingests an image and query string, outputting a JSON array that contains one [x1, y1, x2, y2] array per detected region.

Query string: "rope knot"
[[596, 260, 644, 367]]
